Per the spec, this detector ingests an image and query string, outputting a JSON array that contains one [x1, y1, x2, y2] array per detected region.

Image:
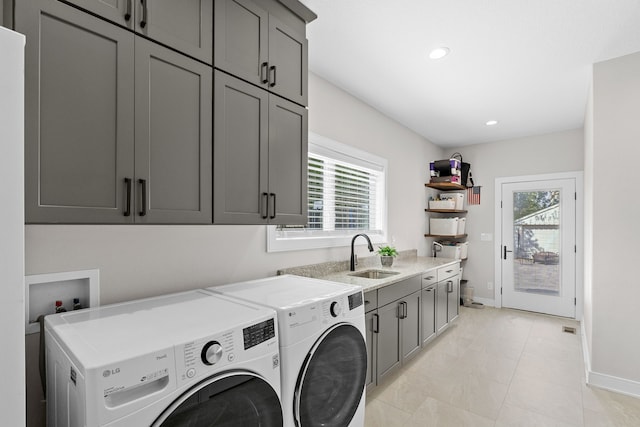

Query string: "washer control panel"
[[243, 318, 275, 350]]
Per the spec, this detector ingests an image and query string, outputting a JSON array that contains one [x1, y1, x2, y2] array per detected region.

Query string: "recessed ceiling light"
[[429, 47, 450, 60], [486, 120, 498, 126]]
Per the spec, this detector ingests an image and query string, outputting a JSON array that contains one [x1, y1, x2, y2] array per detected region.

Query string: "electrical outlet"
[[487, 281, 493, 290]]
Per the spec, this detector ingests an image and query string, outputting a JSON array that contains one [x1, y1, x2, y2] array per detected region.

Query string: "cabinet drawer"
[[437, 264, 459, 282], [422, 270, 437, 287], [364, 290, 378, 313], [378, 275, 421, 307]]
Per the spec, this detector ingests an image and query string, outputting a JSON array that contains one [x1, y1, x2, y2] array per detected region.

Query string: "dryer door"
[[152, 372, 283, 426], [294, 323, 367, 427]]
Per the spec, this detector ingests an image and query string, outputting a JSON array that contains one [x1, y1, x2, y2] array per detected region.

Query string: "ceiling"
[[299, 0, 640, 147]]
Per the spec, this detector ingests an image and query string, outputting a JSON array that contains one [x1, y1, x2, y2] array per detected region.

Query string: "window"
[[267, 133, 387, 252]]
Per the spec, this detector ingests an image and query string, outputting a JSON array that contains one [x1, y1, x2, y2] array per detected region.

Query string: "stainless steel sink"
[[348, 269, 400, 279]]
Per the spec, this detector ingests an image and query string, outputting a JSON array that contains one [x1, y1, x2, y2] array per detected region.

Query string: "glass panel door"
[[501, 178, 576, 317]]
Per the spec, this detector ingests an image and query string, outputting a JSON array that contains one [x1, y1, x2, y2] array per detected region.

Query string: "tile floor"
[[364, 306, 640, 426]]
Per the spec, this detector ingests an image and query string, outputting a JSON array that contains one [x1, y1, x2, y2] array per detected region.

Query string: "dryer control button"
[[186, 368, 196, 378], [227, 353, 235, 362], [201, 341, 223, 366], [330, 301, 342, 317]]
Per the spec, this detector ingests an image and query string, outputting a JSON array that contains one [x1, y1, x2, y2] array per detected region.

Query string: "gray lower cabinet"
[[447, 275, 460, 323], [61, 0, 213, 64], [364, 309, 377, 392], [19, 0, 212, 224], [376, 299, 402, 383], [422, 284, 437, 346], [214, 0, 308, 105], [436, 280, 449, 334], [213, 70, 307, 225], [366, 275, 422, 390]]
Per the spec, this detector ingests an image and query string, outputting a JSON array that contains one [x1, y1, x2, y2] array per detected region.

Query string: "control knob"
[[330, 301, 341, 317], [201, 341, 223, 366]]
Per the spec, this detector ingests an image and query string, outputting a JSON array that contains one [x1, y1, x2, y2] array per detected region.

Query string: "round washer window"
[[154, 373, 283, 427], [295, 324, 367, 427]]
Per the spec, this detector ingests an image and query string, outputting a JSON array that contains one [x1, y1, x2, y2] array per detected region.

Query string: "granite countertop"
[[277, 250, 460, 293]]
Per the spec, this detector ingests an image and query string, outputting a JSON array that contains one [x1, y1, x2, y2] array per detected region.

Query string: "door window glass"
[[156, 374, 282, 427], [296, 324, 366, 427]]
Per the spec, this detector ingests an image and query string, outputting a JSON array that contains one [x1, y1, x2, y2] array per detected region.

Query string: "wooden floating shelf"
[[425, 209, 468, 213], [425, 182, 466, 191], [424, 234, 468, 239]]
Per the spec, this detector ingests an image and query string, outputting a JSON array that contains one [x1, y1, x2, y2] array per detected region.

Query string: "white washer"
[[45, 290, 283, 426], [208, 275, 367, 427]]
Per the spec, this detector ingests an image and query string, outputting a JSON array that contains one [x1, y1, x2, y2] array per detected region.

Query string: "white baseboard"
[[580, 321, 640, 398], [471, 297, 494, 307]]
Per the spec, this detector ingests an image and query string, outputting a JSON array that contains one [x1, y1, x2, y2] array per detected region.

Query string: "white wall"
[[583, 77, 594, 362], [586, 51, 640, 391], [25, 72, 440, 304], [0, 26, 26, 427], [449, 129, 584, 302]]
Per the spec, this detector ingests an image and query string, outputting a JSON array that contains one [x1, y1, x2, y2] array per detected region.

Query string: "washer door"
[[153, 372, 283, 427], [294, 323, 367, 427]]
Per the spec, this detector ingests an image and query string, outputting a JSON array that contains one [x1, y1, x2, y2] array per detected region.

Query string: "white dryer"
[[45, 290, 283, 426], [208, 275, 367, 427]]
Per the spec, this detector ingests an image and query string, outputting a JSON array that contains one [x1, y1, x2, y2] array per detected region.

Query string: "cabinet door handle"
[[373, 313, 379, 333], [447, 281, 453, 293], [269, 193, 276, 219], [269, 65, 277, 87], [138, 179, 147, 216], [424, 275, 435, 280], [139, 0, 147, 28], [124, 0, 132, 21], [124, 178, 132, 216], [260, 62, 269, 84], [261, 192, 269, 219]]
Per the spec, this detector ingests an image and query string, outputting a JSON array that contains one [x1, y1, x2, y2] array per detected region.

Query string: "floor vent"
[[562, 326, 576, 334]]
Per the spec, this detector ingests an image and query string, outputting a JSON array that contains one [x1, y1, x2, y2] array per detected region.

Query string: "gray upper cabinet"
[[213, 71, 307, 225], [214, 0, 308, 105], [62, 0, 213, 64], [134, 38, 212, 224], [19, 0, 212, 224], [19, 0, 135, 223]]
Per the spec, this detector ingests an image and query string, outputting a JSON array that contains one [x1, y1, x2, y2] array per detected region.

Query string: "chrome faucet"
[[350, 233, 374, 271], [432, 241, 443, 258]]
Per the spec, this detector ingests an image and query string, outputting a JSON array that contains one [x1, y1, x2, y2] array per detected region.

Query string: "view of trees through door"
[[513, 190, 561, 296]]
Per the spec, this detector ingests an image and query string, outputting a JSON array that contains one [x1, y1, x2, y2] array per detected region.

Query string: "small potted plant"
[[377, 245, 398, 267]]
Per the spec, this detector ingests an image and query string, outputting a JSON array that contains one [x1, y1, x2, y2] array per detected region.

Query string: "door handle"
[[260, 62, 269, 84], [261, 192, 269, 219], [124, 0, 132, 21], [503, 245, 513, 259], [447, 281, 453, 293], [138, 179, 147, 216], [139, 0, 148, 28], [123, 178, 132, 216], [373, 313, 379, 333], [269, 193, 276, 219], [269, 65, 277, 87]]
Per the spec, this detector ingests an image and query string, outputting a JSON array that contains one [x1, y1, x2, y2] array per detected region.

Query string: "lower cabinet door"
[[376, 301, 401, 383], [436, 281, 449, 334], [400, 290, 422, 363], [447, 276, 460, 323], [365, 310, 378, 392], [422, 285, 437, 346]]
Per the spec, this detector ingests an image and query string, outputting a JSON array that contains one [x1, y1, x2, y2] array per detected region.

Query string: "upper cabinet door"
[[268, 15, 307, 105], [17, 0, 136, 223], [268, 95, 307, 225], [214, 0, 268, 87], [134, 38, 212, 224], [213, 71, 269, 225], [137, 0, 213, 65], [60, 0, 134, 29]]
